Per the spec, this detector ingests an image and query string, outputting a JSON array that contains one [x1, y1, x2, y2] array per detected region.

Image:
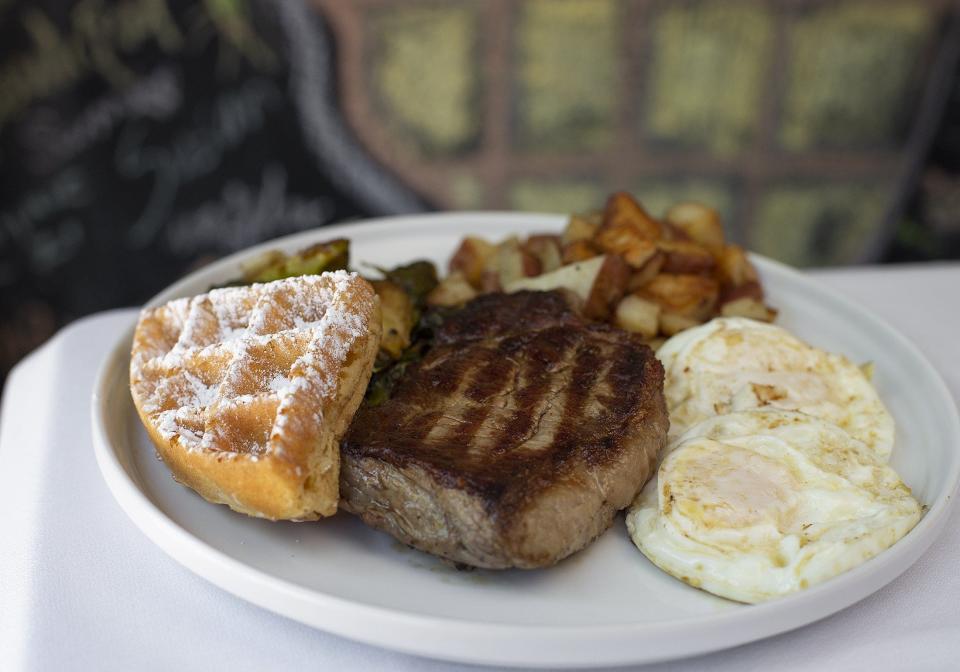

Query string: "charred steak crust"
[[431, 290, 582, 345], [340, 291, 668, 569]]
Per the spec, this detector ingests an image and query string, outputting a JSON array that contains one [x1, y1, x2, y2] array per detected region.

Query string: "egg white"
[[626, 410, 921, 603], [656, 317, 895, 460]]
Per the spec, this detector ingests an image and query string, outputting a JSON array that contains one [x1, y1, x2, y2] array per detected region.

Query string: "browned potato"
[[614, 294, 660, 338], [502, 259, 595, 294], [620, 239, 659, 270], [601, 191, 662, 240], [594, 222, 647, 258], [561, 239, 600, 264], [627, 251, 666, 291], [594, 192, 662, 261], [657, 239, 715, 275], [524, 234, 564, 274], [494, 238, 541, 288], [584, 254, 631, 320], [562, 214, 600, 245], [370, 279, 415, 358], [659, 312, 702, 336], [659, 220, 692, 242], [664, 202, 725, 254], [505, 254, 629, 321], [717, 244, 759, 287], [719, 280, 764, 305], [449, 236, 496, 288], [637, 273, 719, 322], [720, 297, 778, 322], [427, 271, 478, 307], [445, 191, 773, 342], [505, 254, 600, 293], [480, 270, 502, 293]]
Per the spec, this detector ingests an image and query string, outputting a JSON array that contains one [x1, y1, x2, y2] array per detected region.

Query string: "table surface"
[[2, 262, 959, 672]]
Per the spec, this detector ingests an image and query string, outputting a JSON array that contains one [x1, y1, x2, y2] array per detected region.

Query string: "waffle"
[[129, 271, 381, 520]]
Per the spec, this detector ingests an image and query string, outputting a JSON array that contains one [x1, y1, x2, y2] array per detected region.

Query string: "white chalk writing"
[[164, 163, 331, 255], [115, 78, 282, 248]]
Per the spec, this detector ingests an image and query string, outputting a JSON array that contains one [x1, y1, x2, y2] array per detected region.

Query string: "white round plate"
[[92, 213, 960, 668]]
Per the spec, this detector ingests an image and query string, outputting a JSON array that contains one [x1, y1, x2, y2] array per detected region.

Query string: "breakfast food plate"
[[91, 213, 960, 668]]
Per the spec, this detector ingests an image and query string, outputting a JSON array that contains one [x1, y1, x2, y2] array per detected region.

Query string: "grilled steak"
[[340, 291, 668, 569]]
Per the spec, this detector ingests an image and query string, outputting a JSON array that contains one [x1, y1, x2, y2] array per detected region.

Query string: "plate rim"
[[91, 212, 960, 667]]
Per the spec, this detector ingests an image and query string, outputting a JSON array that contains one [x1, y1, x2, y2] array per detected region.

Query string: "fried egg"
[[657, 317, 894, 460], [626, 410, 921, 603]]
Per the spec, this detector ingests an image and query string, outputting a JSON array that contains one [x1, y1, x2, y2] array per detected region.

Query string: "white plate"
[[91, 213, 960, 668]]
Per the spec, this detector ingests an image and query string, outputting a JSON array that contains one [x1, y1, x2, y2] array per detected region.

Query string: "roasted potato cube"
[[594, 222, 646, 257], [561, 239, 600, 264], [495, 238, 541, 287], [637, 273, 719, 322], [659, 312, 702, 336], [603, 192, 662, 238], [719, 280, 764, 305], [717, 244, 759, 287], [583, 254, 631, 320], [505, 254, 629, 321], [427, 271, 478, 308], [664, 202, 725, 254], [371, 279, 416, 359], [480, 270, 502, 293], [659, 220, 692, 242], [524, 234, 564, 273], [504, 255, 600, 294], [620, 239, 660, 270], [720, 297, 777, 322], [562, 214, 600, 245], [594, 220, 663, 261], [627, 250, 666, 291], [657, 239, 715, 275], [449, 236, 496, 288], [596, 192, 661, 253], [614, 295, 660, 338]]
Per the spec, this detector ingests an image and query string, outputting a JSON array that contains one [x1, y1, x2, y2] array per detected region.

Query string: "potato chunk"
[[637, 273, 719, 322], [524, 235, 564, 273], [427, 271, 478, 308], [627, 251, 666, 291], [664, 202, 725, 254], [614, 295, 660, 338], [717, 244, 759, 287], [495, 237, 541, 288], [562, 214, 600, 245], [720, 297, 777, 322], [449, 237, 496, 288], [657, 239, 715, 275], [505, 254, 629, 320], [562, 239, 600, 264], [594, 192, 662, 264], [601, 192, 661, 241]]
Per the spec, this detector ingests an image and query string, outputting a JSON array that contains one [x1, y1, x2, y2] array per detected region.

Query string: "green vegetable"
[[364, 305, 454, 407], [373, 260, 438, 308], [365, 341, 428, 407], [241, 238, 349, 283]]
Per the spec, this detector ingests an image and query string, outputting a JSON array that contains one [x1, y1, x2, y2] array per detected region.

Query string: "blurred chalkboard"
[[0, 0, 429, 380]]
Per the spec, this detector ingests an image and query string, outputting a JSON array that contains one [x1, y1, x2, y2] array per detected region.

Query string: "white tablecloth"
[[2, 263, 959, 672]]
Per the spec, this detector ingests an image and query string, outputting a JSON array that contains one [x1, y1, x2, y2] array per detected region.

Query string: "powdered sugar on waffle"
[[130, 271, 373, 460]]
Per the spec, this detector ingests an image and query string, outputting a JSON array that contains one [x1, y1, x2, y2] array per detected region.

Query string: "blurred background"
[[2, 0, 960, 386]]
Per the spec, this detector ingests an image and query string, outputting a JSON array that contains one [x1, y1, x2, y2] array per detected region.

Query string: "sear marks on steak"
[[340, 291, 668, 569]]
